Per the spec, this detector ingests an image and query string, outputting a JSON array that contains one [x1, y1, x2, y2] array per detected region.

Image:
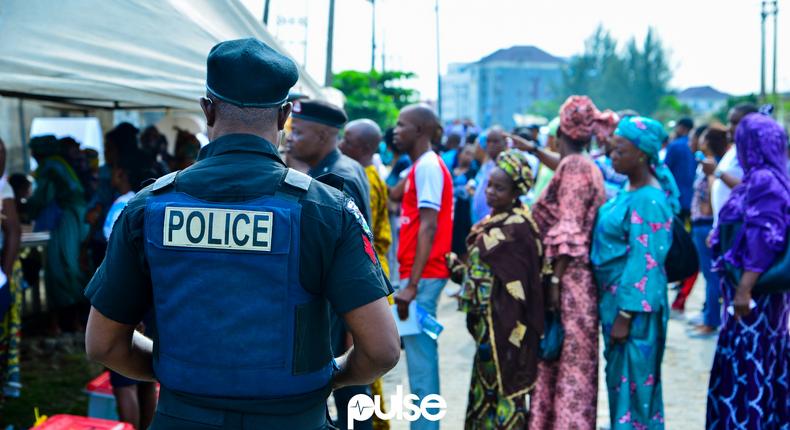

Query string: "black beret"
[[291, 99, 348, 128], [206, 38, 298, 108]]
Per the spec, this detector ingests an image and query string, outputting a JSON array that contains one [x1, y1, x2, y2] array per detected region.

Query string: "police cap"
[[206, 38, 299, 108], [291, 99, 348, 129]]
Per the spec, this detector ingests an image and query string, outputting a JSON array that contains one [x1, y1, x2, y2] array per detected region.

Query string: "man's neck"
[[308, 145, 337, 168], [358, 155, 373, 168], [408, 141, 432, 162], [210, 126, 278, 145]]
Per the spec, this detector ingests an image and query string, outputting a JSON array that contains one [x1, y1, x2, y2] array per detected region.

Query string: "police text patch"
[[163, 207, 273, 252]]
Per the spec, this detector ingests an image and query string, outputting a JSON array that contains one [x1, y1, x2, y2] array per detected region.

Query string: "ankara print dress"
[[592, 186, 674, 430]]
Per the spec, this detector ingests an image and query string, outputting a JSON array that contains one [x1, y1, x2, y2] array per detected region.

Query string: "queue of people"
[[350, 93, 788, 430]]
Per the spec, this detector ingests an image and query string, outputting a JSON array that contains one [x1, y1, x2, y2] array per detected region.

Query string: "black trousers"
[[332, 385, 373, 430]]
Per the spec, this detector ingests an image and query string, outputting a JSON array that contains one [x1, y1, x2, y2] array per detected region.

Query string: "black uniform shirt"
[[85, 134, 392, 409], [308, 148, 372, 224]]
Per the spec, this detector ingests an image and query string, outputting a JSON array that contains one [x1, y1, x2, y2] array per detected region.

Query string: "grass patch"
[[1, 338, 103, 429]]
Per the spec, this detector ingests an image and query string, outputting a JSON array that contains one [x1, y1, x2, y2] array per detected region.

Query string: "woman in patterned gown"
[[447, 150, 544, 429], [527, 96, 612, 430], [706, 112, 790, 429], [592, 116, 679, 429]]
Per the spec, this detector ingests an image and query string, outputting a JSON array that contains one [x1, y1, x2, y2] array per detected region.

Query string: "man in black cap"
[[84, 38, 399, 429], [286, 99, 376, 429]]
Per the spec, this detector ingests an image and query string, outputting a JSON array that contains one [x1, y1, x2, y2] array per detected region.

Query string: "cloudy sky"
[[240, 0, 789, 100]]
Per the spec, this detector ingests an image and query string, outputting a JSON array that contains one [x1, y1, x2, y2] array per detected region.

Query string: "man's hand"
[[547, 280, 560, 312], [395, 284, 417, 320], [701, 159, 717, 176], [610, 313, 632, 344]]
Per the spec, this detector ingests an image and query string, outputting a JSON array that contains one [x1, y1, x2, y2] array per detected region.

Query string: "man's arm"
[[389, 178, 406, 202], [332, 297, 400, 389], [85, 306, 156, 382], [1, 198, 21, 277], [394, 208, 438, 319]]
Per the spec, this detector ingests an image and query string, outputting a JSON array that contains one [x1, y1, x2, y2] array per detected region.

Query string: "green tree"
[[332, 70, 419, 128], [559, 26, 672, 115], [652, 95, 692, 125]]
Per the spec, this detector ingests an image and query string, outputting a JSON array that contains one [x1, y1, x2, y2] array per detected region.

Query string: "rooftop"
[[478, 46, 565, 64], [677, 86, 731, 100]]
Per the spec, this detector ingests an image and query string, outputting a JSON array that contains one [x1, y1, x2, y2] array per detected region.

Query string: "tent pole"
[[18, 99, 30, 174]]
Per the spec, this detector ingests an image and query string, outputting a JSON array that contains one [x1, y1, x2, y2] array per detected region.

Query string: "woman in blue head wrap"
[[591, 116, 679, 429]]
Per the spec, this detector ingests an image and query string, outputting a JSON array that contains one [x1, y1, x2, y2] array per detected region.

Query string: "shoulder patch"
[[345, 199, 379, 266], [345, 199, 373, 240]]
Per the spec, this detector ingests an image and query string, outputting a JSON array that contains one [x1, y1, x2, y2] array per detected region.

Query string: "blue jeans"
[[399, 278, 447, 430], [691, 223, 721, 328]]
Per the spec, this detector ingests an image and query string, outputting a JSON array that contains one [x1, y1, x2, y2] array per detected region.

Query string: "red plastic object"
[[85, 371, 113, 396], [33, 414, 134, 430]]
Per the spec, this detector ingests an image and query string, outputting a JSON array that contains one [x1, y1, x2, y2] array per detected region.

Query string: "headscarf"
[[615, 116, 681, 214], [734, 112, 790, 191], [496, 149, 533, 196], [558, 95, 619, 142]]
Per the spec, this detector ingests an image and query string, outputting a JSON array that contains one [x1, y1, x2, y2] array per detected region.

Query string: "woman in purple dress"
[[706, 112, 790, 429]]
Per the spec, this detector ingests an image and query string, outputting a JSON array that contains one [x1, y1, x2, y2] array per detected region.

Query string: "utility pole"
[[325, 0, 336, 87], [263, 0, 271, 26], [760, 0, 779, 100], [761, 0, 767, 99], [435, 0, 442, 121], [371, 0, 377, 72], [772, 0, 778, 98]]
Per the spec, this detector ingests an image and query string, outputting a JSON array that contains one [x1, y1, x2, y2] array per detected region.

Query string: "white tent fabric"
[[0, 0, 324, 111]]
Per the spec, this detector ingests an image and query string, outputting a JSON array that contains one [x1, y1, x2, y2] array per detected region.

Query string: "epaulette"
[[151, 171, 180, 194], [315, 172, 345, 192]]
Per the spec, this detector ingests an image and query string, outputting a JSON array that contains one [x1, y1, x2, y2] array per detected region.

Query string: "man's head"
[[199, 38, 298, 142], [339, 119, 382, 166], [727, 103, 759, 143], [674, 117, 694, 138], [393, 104, 442, 155], [485, 126, 507, 161], [444, 133, 462, 151], [286, 99, 348, 167]]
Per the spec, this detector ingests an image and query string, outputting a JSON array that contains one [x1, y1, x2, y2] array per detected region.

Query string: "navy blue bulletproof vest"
[[143, 169, 335, 398]]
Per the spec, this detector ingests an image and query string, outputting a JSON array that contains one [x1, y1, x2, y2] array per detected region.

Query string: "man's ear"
[[278, 102, 293, 131], [200, 97, 216, 128]]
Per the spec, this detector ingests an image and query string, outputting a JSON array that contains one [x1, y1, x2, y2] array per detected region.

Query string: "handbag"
[[718, 222, 790, 295], [539, 311, 564, 362], [665, 217, 699, 283]]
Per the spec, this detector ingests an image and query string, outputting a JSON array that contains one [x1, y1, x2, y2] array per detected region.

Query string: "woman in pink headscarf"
[[526, 96, 613, 430]]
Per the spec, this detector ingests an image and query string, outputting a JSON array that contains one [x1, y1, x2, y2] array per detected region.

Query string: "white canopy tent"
[[0, 0, 324, 111]]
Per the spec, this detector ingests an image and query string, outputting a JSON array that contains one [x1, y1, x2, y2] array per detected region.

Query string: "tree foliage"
[[332, 70, 419, 128], [561, 26, 672, 116]]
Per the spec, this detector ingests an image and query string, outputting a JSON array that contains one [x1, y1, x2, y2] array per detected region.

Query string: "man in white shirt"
[[702, 103, 758, 225]]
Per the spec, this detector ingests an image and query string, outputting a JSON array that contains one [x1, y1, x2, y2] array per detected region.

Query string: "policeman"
[[84, 38, 400, 430], [286, 99, 372, 224], [285, 100, 378, 430]]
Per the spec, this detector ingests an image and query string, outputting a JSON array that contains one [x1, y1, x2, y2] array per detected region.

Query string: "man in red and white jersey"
[[390, 104, 452, 430]]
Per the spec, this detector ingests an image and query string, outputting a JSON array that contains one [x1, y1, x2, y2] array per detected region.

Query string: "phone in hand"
[[694, 151, 706, 163]]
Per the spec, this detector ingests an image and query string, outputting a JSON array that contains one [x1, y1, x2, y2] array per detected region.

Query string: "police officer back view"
[[84, 38, 400, 430]]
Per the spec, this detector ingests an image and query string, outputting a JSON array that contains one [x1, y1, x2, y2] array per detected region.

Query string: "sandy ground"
[[380, 277, 716, 430]]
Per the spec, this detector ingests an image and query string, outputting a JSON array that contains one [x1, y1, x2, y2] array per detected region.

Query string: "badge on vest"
[[163, 206, 273, 252]]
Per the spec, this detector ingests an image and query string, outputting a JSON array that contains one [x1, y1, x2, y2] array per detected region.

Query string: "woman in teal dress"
[[591, 116, 679, 430]]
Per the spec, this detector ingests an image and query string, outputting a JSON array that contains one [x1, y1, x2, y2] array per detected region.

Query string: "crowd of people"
[[0, 123, 202, 428], [1, 76, 788, 429], [316, 95, 788, 430]]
